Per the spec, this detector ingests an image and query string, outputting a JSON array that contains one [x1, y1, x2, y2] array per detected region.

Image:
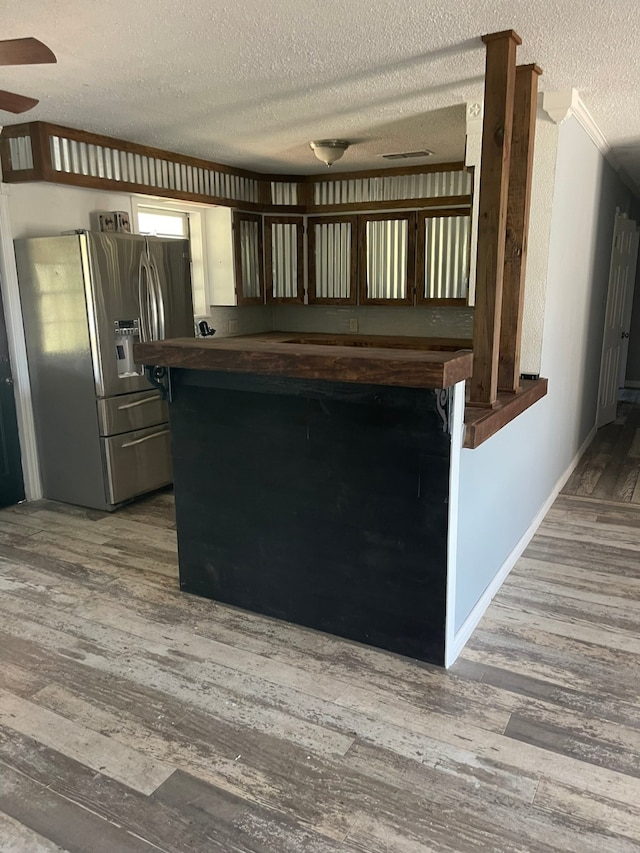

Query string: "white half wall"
[[452, 116, 633, 647]]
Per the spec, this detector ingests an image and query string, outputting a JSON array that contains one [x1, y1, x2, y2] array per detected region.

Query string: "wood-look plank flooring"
[[562, 390, 640, 502], [1, 415, 640, 851]]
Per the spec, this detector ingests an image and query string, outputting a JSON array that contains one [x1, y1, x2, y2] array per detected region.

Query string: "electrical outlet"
[[228, 319, 238, 334], [348, 318, 358, 333]]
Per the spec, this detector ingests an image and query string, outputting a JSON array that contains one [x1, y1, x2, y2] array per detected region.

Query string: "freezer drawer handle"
[[117, 395, 162, 411], [120, 429, 169, 448]]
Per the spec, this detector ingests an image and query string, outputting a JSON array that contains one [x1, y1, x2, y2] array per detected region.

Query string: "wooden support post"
[[498, 63, 542, 393], [469, 30, 520, 407]]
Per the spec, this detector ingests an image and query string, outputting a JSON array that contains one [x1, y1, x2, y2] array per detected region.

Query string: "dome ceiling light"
[[309, 139, 350, 167]]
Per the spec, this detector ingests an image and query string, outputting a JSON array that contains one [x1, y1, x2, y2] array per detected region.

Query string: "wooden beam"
[[498, 63, 542, 393], [469, 29, 521, 407], [133, 336, 474, 390]]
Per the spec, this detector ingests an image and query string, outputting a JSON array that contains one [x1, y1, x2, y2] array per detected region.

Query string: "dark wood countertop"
[[134, 332, 473, 390]]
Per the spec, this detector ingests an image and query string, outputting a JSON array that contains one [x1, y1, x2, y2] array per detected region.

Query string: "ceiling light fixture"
[[310, 139, 350, 167]]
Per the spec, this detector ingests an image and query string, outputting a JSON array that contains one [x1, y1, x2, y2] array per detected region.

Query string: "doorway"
[[596, 213, 640, 428], [0, 282, 25, 507]]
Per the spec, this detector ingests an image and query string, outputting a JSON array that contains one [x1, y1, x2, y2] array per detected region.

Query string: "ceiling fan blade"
[[0, 37, 56, 66], [0, 90, 39, 113]]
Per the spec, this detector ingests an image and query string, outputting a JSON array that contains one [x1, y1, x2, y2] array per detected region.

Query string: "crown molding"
[[541, 89, 576, 125], [468, 88, 640, 214], [542, 89, 617, 166], [541, 88, 640, 195]]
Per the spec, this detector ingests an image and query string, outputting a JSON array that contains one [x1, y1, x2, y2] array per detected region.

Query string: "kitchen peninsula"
[[135, 333, 472, 666]]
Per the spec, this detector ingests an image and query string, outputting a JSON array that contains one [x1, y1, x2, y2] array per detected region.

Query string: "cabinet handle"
[[117, 395, 161, 411], [121, 429, 169, 448]]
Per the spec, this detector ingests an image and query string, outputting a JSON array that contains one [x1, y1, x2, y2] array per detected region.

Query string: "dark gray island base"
[[135, 335, 472, 666]]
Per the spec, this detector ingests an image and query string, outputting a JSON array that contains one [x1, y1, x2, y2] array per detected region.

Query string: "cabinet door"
[[233, 212, 264, 304], [359, 213, 416, 305], [416, 210, 470, 305], [307, 216, 357, 305], [265, 216, 304, 303]]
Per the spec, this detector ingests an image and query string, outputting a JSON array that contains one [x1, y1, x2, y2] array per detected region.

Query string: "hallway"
[[0, 410, 639, 851], [562, 390, 640, 503]]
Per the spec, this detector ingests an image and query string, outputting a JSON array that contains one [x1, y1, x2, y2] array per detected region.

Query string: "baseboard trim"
[[445, 424, 597, 667]]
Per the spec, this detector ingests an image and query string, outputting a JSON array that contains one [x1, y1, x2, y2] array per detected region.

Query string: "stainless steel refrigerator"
[[15, 230, 194, 510]]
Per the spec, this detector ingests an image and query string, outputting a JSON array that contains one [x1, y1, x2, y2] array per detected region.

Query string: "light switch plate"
[[228, 319, 238, 334]]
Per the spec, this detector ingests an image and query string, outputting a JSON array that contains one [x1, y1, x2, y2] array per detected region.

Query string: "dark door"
[[0, 285, 25, 507]]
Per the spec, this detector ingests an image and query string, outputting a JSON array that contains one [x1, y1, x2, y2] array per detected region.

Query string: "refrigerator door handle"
[[149, 254, 166, 339], [149, 258, 159, 340], [138, 253, 154, 342]]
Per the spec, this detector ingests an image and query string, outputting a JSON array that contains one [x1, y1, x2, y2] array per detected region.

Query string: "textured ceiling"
[[1, 1, 640, 186]]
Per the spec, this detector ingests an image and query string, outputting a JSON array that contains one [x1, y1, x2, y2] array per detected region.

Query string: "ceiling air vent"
[[381, 150, 434, 160]]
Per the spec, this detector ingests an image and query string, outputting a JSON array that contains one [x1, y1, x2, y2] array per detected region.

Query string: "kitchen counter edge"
[[134, 334, 473, 390]]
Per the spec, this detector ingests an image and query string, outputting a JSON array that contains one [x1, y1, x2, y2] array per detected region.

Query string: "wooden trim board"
[[134, 336, 474, 390], [464, 378, 548, 448]]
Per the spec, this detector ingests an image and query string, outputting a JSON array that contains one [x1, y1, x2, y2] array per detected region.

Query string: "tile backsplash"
[[209, 303, 473, 339], [271, 305, 474, 339], [208, 305, 273, 338]]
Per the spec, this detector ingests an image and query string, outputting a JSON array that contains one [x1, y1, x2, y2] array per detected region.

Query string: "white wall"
[[453, 116, 632, 637], [7, 183, 135, 239], [519, 106, 561, 375]]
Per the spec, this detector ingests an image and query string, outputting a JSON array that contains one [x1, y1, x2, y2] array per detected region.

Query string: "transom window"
[[136, 206, 189, 239]]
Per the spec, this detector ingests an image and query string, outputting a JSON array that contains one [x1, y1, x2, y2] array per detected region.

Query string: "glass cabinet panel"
[[233, 212, 264, 304], [265, 216, 304, 302], [418, 211, 470, 303], [359, 213, 415, 304], [308, 216, 357, 304]]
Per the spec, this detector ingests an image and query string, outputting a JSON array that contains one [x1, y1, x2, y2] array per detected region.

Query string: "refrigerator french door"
[[15, 230, 194, 510]]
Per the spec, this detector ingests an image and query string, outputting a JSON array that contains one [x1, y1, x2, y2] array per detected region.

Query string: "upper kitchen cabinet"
[[264, 216, 304, 303], [206, 207, 264, 306], [358, 213, 417, 306], [206, 206, 471, 310], [2, 124, 474, 312], [307, 216, 358, 305]]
